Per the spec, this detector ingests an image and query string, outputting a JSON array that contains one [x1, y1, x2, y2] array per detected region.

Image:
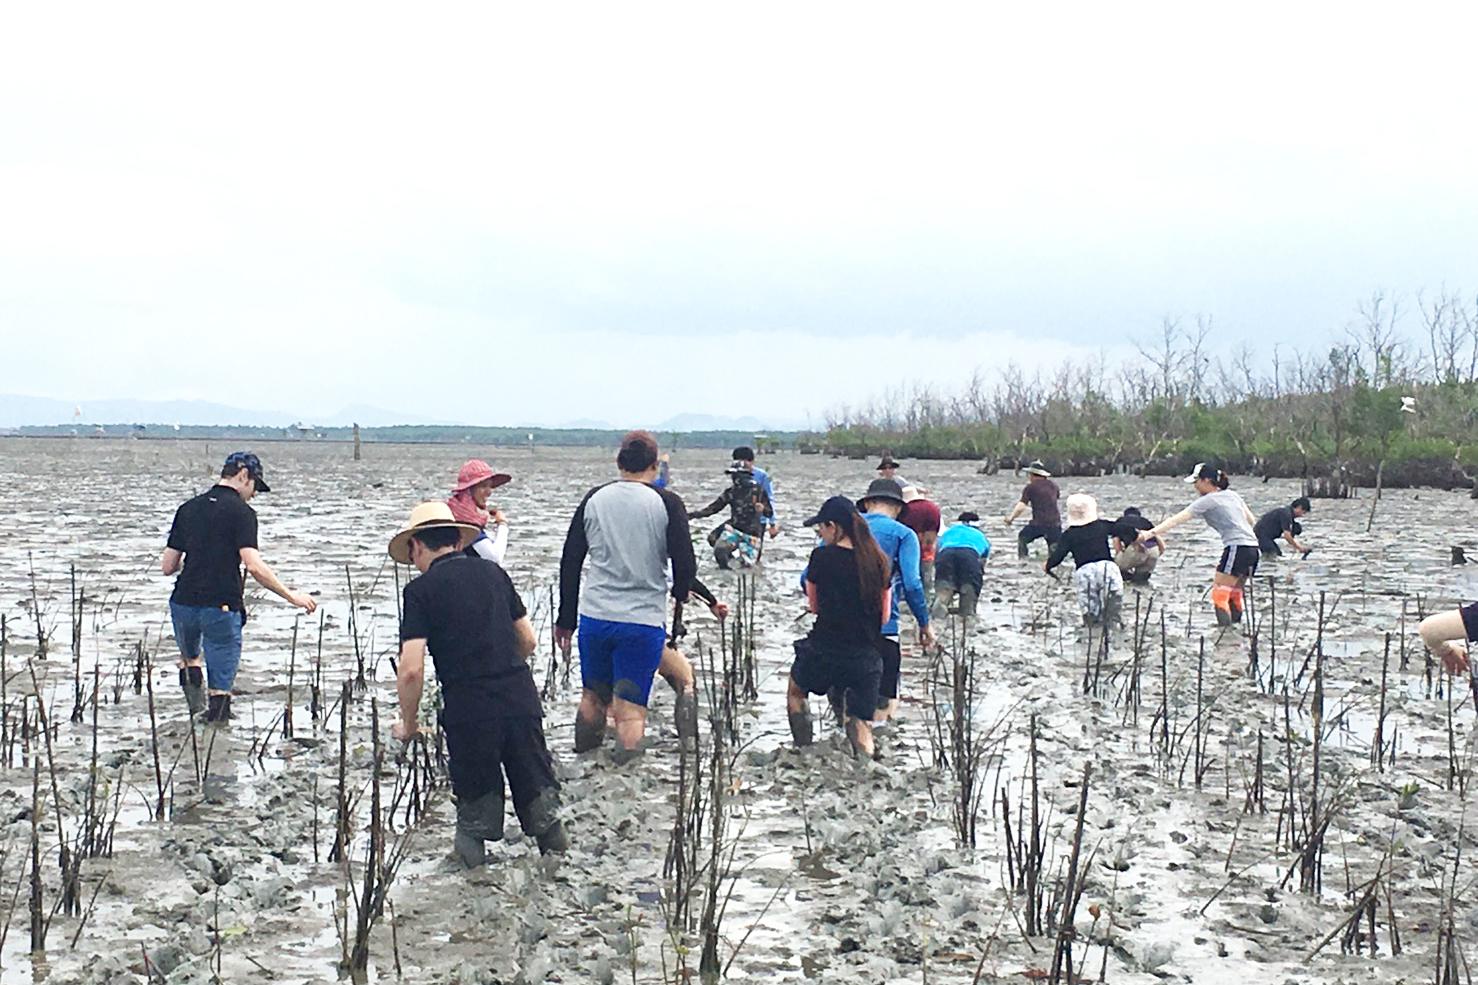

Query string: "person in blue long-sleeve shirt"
[[856, 478, 934, 720]]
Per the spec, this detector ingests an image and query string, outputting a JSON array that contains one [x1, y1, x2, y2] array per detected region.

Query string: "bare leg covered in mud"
[[657, 644, 699, 743], [575, 689, 648, 762]]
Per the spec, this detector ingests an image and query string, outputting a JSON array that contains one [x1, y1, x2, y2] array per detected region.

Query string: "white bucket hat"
[[1065, 493, 1099, 527]]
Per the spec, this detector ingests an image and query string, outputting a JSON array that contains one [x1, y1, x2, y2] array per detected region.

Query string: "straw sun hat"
[[388, 502, 479, 564]]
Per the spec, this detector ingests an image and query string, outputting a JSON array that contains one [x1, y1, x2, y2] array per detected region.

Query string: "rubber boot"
[[574, 714, 604, 753], [453, 789, 505, 869], [713, 543, 734, 570], [205, 693, 232, 724], [674, 690, 699, 748], [179, 667, 206, 717], [788, 708, 814, 747], [611, 743, 645, 766], [524, 788, 569, 855], [1210, 586, 1234, 627]]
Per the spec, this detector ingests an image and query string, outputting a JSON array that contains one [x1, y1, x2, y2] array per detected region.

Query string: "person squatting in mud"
[[557, 431, 697, 763], [687, 458, 774, 569], [161, 452, 316, 723], [1140, 463, 1260, 627], [788, 496, 893, 759], [446, 458, 513, 563], [1111, 506, 1162, 585], [1003, 460, 1062, 559], [1255, 496, 1312, 559], [854, 478, 935, 720], [389, 502, 568, 867], [1418, 600, 1478, 676], [931, 511, 990, 638], [1045, 493, 1124, 627]]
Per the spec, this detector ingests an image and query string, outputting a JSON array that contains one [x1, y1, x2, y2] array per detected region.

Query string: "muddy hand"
[[391, 719, 419, 742], [1439, 642, 1470, 676], [555, 626, 574, 655]]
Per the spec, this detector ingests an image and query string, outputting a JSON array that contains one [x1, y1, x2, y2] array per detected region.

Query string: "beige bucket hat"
[[388, 502, 479, 564], [1064, 493, 1100, 527]]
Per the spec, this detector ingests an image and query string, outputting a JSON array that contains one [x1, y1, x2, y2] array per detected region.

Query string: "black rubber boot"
[[453, 789, 505, 869], [524, 788, 569, 855], [611, 743, 645, 766], [205, 693, 232, 724], [788, 709, 814, 747], [179, 667, 206, 716], [574, 714, 604, 753]]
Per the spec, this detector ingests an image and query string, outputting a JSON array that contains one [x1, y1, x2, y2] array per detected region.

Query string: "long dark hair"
[[837, 510, 890, 617]]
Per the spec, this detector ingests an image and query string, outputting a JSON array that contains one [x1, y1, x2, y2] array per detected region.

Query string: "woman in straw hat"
[[447, 459, 513, 563], [1045, 493, 1123, 627], [389, 502, 569, 867]]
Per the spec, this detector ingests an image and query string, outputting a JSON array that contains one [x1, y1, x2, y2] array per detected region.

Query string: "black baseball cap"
[[223, 451, 271, 493], [803, 495, 858, 528], [957, 511, 980, 523]]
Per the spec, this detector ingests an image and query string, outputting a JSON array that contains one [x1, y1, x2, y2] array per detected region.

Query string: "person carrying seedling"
[[160, 451, 316, 723], [389, 501, 568, 867]]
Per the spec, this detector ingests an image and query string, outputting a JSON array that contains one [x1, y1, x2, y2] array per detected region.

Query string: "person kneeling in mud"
[[788, 496, 892, 759], [932, 512, 990, 638], [688, 460, 774, 569], [1045, 494, 1124, 628], [389, 503, 568, 868], [1418, 601, 1478, 676]]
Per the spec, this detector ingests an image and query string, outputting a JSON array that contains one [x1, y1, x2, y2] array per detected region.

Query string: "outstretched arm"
[[240, 548, 316, 612], [1143, 508, 1194, 542], [688, 490, 729, 520]]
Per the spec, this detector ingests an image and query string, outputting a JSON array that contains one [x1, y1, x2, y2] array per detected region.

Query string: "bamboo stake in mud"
[[330, 680, 352, 864], [1, 616, 8, 762], [29, 754, 43, 954], [144, 652, 166, 819], [28, 552, 49, 660], [312, 608, 325, 723], [1048, 762, 1092, 985], [285, 615, 298, 741], [1372, 633, 1391, 771], [70, 564, 85, 724]]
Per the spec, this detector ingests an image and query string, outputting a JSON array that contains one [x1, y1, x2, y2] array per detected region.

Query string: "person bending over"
[[932, 512, 990, 637], [688, 460, 774, 569], [1046, 494, 1124, 627], [1112, 506, 1163, 585], [1140, 463, 1260, 627], [389, 502, 568, 867], [1418, 601, 1477, 676], [1255, 497, 1312, 559]]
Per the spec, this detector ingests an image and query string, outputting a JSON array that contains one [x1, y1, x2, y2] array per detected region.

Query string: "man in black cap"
[[160, 452, 316, 722]]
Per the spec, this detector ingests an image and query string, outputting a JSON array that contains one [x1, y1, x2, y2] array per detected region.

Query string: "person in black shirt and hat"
[[390, 501, 568, 867], [688, 460, 774, 569], [160, 452, 316, 723]]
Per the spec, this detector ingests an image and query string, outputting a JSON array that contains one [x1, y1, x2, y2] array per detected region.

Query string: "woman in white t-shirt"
[[1140, 463, 1260, 627]]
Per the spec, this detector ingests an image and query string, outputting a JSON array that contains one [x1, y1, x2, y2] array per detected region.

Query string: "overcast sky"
[[3, 4, 1476, 427]]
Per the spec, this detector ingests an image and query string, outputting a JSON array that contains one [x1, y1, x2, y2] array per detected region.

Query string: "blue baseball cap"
[[223, 451, 271, 493]]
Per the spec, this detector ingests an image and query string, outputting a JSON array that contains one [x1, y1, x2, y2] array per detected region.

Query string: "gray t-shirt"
[[1188, 490, 1258, 548], [556, 480, 697, 630]]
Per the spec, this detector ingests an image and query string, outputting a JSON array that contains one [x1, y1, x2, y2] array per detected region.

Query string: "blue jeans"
[[170, 602, 244, 692]]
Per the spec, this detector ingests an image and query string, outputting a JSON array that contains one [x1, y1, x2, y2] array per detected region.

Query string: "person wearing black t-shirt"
[[1045, 493, 1124, 627], [1111, 507, 1163, 584], [1254, 498, 1311, 558], [160, 452, 316, 723], [788, 496, 892, 759], [390, 502, 568, 868]]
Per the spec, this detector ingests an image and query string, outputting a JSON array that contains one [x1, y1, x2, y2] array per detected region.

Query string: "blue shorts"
[[170, 601, 244, 692], [577, 615, 667, 707]]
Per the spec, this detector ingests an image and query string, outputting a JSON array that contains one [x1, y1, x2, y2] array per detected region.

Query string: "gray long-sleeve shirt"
[[557, 480, 696, 630]]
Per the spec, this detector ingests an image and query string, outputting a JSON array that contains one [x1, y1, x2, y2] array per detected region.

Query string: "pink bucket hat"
[[452, 459, 512, 493]]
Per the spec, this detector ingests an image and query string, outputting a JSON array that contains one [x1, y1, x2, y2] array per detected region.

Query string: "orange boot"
[[1211, 586, 1234, 627]]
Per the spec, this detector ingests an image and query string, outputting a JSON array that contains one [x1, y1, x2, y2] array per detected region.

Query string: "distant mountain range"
[[0, 394, 447, 429], [0, 394, 812, 433]]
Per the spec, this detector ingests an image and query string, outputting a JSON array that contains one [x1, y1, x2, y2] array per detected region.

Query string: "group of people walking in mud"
[[159, 442, 1478, 868]]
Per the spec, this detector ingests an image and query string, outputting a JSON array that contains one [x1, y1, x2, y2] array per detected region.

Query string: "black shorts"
[[790, 638, 881, 722], [1217, 545, 1260, 579], [1463, 602, 1478, 643], [935, 547, 984, 593], [442, 715, 559, 811], [877, 636, 903, 705]]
